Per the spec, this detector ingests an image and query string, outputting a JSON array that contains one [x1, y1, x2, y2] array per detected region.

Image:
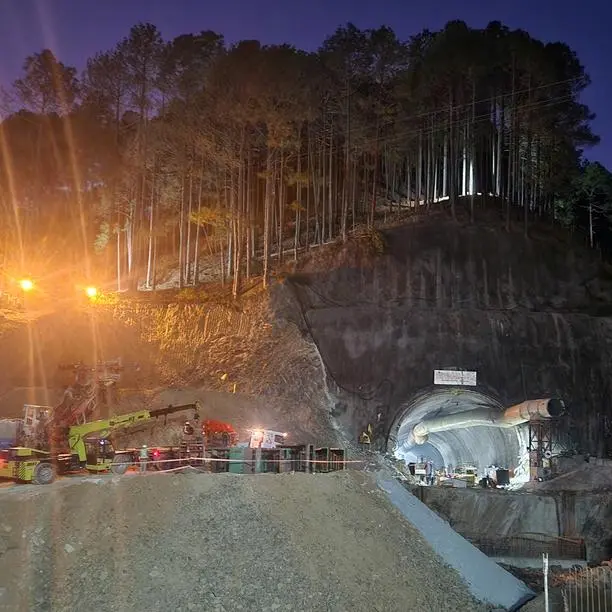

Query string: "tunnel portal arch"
[[387, 386, 527, 474]]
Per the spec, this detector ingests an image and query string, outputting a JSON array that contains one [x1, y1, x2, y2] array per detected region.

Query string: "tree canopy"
[[0, 20, 606, 293]]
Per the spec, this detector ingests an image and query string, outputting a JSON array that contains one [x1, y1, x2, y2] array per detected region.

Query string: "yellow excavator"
[[0, 402, 200, 485]]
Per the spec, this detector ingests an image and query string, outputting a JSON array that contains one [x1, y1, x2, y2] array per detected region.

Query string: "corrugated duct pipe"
[[412, 398, 565, 445]]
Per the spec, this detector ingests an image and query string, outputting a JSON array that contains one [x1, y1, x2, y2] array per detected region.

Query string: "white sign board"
[[433, 370, 477, 386]]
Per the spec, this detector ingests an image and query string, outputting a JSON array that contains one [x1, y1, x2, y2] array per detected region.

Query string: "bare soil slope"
[[110, 387, 338, 448], [0, 471, 489, 612]]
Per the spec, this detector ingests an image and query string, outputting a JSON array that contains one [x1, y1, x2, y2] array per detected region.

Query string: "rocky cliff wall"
[[276, 214, 612, 455]]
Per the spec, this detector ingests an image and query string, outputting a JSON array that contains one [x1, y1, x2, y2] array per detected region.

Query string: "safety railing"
[[465, 533, 586, 561], [560, 564, 612, 611]]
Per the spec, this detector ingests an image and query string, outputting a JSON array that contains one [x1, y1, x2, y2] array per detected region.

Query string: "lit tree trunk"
[[370, 119, 380, 225], [116, 220, 122, 292], [263, 152, 273, 288], [278, 149, 285, 265], [178, 174, 185, 289], [145, 168, 155, 289], [245, 149, 252, 279], [185, 170, 193, 284], [440, 136, 446, 199], [341, 89, 350, 241], [327, 121, 333, 241], [295, 129, 302, 259], [470, 77, 476, 222], [448, 88, 457, 220], [193, 157, 204, 286], [496, 99, 503, 198]]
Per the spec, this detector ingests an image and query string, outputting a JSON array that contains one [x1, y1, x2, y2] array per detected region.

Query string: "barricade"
[[128, 445, 354, 474], [560, 564, 612, 611]]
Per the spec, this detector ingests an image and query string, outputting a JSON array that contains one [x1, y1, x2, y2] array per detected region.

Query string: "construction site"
[[1, 218, 612, 612]]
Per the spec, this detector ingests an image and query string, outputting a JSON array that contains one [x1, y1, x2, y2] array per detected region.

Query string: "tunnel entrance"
[[388, 388, 529, 478]]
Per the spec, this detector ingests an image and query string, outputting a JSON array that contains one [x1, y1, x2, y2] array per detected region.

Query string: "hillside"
[[1, 210, 612, 456]]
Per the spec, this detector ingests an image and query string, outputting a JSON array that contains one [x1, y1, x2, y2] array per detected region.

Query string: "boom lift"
[[0, 402, 201, 484], [19, 359, 130, 451]]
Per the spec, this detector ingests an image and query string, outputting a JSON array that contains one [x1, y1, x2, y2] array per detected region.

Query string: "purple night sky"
[[0, 0, 610, 166]]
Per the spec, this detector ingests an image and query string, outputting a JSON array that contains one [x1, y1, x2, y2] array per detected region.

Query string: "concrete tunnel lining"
[[390, 388, 526, 473]]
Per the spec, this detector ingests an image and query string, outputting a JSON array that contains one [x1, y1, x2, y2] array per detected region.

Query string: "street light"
[[19, 279, 34, 292], [85, 286, 97, 299]]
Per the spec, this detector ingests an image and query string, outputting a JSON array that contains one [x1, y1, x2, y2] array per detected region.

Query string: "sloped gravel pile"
[[0, 471, 490, 612]]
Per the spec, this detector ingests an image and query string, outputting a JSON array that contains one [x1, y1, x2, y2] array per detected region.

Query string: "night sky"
[[0, 0, 610, 167]]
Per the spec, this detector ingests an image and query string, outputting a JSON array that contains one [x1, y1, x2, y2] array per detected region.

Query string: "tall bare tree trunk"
[[263, 152, 273, 288]]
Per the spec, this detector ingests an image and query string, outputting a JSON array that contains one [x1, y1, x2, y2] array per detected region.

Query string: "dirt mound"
[[0, 471, 488, 612], [0, 288, 333, 438]]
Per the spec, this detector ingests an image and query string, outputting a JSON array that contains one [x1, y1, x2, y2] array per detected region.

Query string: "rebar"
[[560, 564, 612, 611]]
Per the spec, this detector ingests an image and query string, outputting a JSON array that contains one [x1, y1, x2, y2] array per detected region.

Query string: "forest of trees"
[[0, 19, 609, 295]]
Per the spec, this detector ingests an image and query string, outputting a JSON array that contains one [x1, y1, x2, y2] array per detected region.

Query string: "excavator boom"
[[68, 402, 201, 463]]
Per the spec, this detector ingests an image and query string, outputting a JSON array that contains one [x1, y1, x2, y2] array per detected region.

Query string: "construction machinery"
[[202, 419, 239, 448], [1, 399, 349, 484], [16, 359, 130, 452], [0, 402, 201, 484], [249, 429, 288, 449]]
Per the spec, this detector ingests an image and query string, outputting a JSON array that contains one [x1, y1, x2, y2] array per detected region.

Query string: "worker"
[[139, 444, 148, 473], [425, 460, 435, 485], [183, 421, 194, 436], [359, 431, 371, 448]]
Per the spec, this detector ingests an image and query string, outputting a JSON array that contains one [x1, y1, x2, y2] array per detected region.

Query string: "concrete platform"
[[376, 472, 535, 611]]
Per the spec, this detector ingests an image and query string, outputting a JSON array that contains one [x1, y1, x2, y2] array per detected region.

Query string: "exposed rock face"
[[2, 212, 611, 460], [277, 214, 612, 457]]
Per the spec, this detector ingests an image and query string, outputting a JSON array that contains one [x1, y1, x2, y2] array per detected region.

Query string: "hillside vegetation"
[[0, 19, 608, 299]]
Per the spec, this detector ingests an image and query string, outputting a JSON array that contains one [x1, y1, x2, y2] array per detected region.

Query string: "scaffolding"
[[528, 419, 556, 481]]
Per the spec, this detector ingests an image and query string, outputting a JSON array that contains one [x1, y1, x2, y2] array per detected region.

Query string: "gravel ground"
[[0, 470, 490, 612]]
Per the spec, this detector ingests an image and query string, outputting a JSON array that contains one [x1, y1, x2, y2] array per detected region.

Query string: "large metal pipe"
[[412, 398, 565, 445]]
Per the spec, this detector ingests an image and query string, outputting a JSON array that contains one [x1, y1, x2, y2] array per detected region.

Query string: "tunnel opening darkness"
[[389, 388, 541, 484]]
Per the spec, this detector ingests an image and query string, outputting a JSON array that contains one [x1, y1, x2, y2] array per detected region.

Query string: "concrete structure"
[[376, 472, 535, 610]]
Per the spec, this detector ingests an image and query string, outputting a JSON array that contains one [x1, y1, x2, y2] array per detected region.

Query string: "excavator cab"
[[84, 437, 116, 471]]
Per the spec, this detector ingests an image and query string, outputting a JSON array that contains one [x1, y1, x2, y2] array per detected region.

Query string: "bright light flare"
[[19, 279, 33, 292], [85, 286, 98, 299]]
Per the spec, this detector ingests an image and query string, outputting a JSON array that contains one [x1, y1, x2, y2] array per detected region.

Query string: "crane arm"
[[68, 410, 152, 462], [149, 402, 201, 420], [67, 402, 201, 463]]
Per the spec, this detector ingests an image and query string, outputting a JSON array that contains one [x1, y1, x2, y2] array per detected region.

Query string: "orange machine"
[[201, 419, 238, 448]]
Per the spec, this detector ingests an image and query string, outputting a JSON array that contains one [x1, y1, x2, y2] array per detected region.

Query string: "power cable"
[[299, 93, 576, 161], [315, 76, 582, 145], [159, 76, 583, 165]]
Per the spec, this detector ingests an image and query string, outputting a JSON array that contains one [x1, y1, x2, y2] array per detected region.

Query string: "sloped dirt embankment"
[[0, 471, 489, 612], [0, 290, 335, 443]]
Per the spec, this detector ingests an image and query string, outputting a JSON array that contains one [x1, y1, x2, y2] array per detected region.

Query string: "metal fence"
[[466, 533, 586, 561], [559, 564, 612, 611]]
